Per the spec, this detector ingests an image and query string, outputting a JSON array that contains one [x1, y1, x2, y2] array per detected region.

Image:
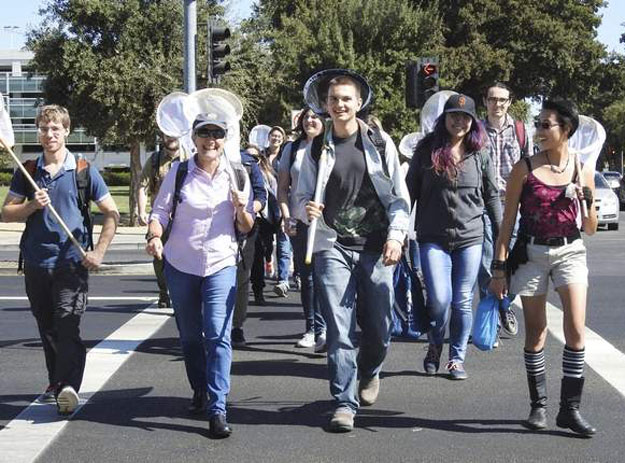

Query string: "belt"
[[524, 230, 581, 247]]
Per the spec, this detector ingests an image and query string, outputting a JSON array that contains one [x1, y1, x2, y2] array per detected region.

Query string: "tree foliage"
[[243, 0, 443, 140], [27, 0, 222, 224]]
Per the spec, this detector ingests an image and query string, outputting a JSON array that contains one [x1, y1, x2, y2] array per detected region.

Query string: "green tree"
[[248, 0, 443, 140], [27, 0, 222, 225], [423, 0, 607, 109]]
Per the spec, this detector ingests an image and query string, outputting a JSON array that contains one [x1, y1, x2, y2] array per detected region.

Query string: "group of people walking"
[[1, 68, 597, 439]]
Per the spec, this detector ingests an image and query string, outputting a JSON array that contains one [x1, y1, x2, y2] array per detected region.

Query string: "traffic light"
[[208, 23, 231, 82], [405, 58, 440, 108], [421, 62, 439, 103], [405, 61, 420, 109]]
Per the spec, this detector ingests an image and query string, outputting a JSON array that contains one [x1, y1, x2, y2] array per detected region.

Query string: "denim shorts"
[[509, 239, 588, 296]]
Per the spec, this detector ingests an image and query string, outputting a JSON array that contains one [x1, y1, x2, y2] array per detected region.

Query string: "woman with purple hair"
[[406, 94, 501, 380]]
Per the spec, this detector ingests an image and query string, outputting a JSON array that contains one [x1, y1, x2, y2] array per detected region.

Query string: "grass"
[[0, 185, 132, 216]]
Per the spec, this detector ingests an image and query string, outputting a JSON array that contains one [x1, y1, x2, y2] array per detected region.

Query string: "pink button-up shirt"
[[150, 155, 253, 277]]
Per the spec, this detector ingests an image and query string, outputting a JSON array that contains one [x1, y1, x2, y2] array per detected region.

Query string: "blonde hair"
[[36, 105, 71, 130]]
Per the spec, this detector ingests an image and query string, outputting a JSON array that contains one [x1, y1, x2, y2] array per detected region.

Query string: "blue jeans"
[[291, 221, 326, 335], [276, 229, 292, 284], [408, 239, 421, 272], [164, 261, 236, 417], [478, 211, 518, 301], [313, 244, 394, 413], [420, 243, 482, 363]]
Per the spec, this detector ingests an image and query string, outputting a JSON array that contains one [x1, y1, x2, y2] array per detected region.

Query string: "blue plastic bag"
[[472, 295, 499, 351], [391, 256, 427, 339]]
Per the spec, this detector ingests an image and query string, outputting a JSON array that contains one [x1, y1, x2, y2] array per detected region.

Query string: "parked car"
[[594, 172, 620, 230], [602, 171, 625, 208]]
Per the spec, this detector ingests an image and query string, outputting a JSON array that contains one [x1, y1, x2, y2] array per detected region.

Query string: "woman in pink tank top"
[[489, 100, 598, 437]]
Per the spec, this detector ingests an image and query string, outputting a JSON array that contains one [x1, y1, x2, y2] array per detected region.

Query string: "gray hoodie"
[[406, 136, 501, 251]]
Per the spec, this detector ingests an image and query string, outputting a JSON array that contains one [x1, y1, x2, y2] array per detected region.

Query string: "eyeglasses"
[[37, 126, 65, 135], [534, 121, 563, 130], [486, 97, 510, 104], [195, 127, 226, 139]]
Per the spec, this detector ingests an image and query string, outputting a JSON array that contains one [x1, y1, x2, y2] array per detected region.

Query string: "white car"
[[594, 172, 619, 230]]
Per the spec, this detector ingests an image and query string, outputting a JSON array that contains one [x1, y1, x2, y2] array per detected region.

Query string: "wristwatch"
[[145, 232, 161, 242]]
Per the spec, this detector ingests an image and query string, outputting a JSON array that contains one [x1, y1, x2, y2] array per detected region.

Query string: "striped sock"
[[563, 345, 585, 378], [524, 349, 546, 377]]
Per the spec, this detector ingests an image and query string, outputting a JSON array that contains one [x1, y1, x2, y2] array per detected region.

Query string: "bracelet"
[[491, 260, 506, 271], [145, 232, 161, 242]]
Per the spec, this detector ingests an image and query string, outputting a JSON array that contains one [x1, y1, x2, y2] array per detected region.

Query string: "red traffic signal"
[[422, 63, 437, 76]]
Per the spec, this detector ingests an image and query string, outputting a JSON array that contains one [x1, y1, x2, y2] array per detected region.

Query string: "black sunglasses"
[[195, 127, 226, 139], [534, 121, 563, 130]]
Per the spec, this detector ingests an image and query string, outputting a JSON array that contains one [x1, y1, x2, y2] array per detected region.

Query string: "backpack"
[[162, 158, 250, 266], [514, 120, 528, 158], [310, 125, 390, 176], [18, 155, 93, 272]]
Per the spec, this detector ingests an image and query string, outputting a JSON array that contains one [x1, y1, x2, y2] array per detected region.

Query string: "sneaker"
[[293, 275, 302, 291], [273, 281, 289, 297], [446, 361, 468, 380], [314, 332, 327, 353], [358, 375, 380, 406], [56, 385, 79, 415], [296, 331, 315, 348], [38, 384, 57, 403], [423, 344, 443, 375], [231, 328, 247, 348], [500, 307, 519, 337], [158, 294, 171, 309], [329, 408, 354, 433]]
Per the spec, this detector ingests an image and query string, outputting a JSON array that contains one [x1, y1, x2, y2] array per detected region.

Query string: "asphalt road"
[[1, 215, 624, 463]]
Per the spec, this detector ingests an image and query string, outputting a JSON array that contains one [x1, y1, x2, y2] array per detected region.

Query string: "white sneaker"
[[296, 331, 315, 348], [56, 385, 79, 415], [314, 332, 327, 353], [273, 281, 289, 297]]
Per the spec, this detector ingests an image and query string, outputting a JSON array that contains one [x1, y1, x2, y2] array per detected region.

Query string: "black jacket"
[[406, 136, 502, 251]]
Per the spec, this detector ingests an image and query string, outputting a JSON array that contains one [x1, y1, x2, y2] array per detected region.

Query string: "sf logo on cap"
[[458, 96, 466, 107]]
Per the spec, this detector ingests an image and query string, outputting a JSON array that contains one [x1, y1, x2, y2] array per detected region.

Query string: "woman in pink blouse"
[[145, 113, 254, 439]]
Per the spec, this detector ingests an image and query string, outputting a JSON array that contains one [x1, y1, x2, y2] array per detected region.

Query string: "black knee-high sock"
[[524, 348, 545, 377], [563, 345, 585, 378]]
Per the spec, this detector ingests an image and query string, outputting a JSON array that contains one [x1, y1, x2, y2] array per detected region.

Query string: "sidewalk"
[[0, 222, 154, 276]]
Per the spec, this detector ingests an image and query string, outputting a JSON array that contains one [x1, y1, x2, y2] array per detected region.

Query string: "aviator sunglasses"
[[195, 127, 226, 139]]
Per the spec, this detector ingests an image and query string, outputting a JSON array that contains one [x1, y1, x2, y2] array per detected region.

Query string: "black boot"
[[209, 414, 233, 438], [522, 373, 547, 430], [556, 377, 596, 437], [187, 389, 207, 415]]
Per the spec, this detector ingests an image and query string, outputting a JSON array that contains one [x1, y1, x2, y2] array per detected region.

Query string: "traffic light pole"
[[184, 0, 197, 93]]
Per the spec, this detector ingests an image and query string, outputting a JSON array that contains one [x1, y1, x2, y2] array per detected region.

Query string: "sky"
[[0, 0, 622, 53]]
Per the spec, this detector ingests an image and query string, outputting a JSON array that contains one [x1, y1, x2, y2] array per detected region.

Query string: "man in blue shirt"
[[1, 105, 119, 415], [230, 145, 268, 350]]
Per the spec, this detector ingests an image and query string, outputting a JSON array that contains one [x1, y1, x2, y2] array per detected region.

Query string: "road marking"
[[545, 301, 625, 398], [0, 296, 157, 301], [0, 303, 172, 463]]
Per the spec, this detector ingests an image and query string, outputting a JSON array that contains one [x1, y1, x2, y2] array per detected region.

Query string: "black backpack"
[[18, 155, 93, 272]]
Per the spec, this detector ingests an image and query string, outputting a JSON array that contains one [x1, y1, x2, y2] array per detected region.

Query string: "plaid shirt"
[[484, 114, 524, 201]]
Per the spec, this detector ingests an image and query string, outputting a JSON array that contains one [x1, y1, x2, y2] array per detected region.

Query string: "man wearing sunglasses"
[[478, 82, 532, 340], [138, 131, 189, 309]]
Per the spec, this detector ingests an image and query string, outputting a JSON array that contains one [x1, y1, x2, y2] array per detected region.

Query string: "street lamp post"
[[183, 1, 196, 93]]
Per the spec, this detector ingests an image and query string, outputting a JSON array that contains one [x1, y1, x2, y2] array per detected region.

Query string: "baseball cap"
[[192, 112, 228, 132], [444, 94, 478, 120]]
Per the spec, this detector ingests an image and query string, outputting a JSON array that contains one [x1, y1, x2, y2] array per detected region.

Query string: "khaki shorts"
[[510, 239, 588, 296]]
